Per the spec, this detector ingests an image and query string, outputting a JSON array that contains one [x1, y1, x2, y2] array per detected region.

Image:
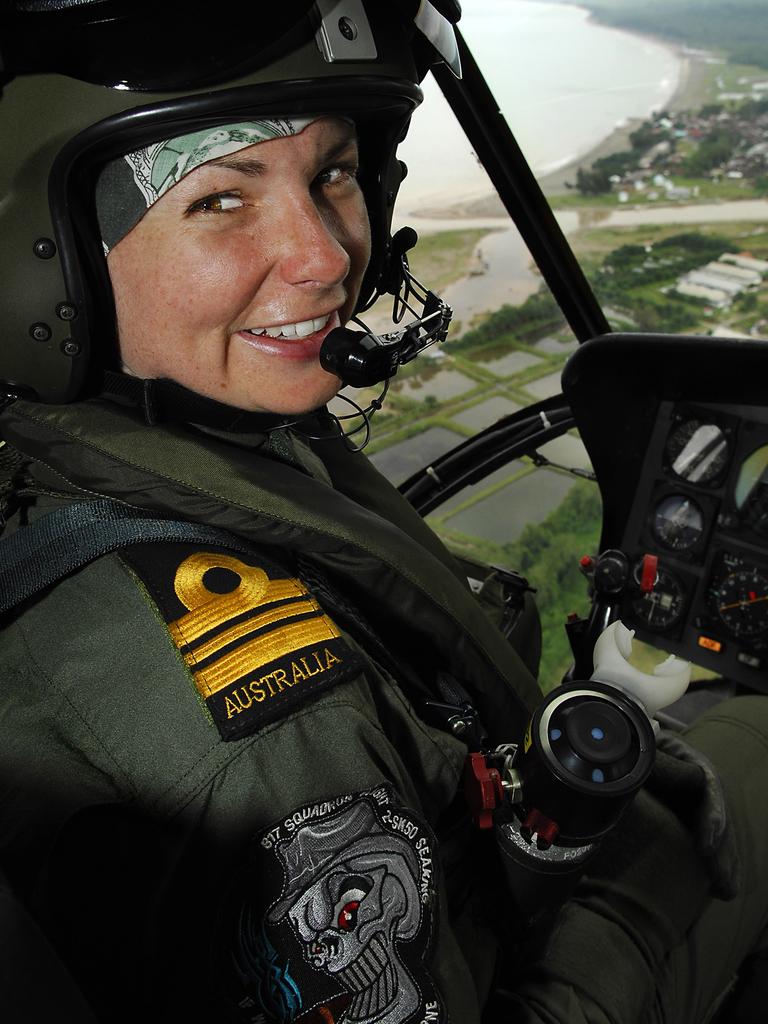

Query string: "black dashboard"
[[563, 334, 768, 693]]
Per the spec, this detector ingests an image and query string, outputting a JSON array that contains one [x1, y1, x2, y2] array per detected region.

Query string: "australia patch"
[[217, 785, 444, 1024], [120, 542, 362, 741]]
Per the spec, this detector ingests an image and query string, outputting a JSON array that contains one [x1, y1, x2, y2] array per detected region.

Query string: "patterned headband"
[[95, 117, 315, 252]]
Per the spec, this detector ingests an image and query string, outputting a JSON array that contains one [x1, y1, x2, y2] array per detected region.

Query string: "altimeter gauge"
[[712, 566, 768, 638]]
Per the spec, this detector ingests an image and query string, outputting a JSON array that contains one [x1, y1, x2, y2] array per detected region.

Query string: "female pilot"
[[0, 3, 766, 1022]]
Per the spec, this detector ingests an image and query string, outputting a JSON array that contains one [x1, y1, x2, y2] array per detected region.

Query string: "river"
[[396, 201, 768, 327]]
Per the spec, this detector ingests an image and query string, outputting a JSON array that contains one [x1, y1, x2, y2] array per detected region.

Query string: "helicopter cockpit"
[[1, 1, 768, 1022], [383, 6, 768, 713]]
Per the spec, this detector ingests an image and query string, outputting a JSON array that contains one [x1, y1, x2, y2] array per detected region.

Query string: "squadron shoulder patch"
[[217, 785, 445, 1024], [120, 542, 363, 741]]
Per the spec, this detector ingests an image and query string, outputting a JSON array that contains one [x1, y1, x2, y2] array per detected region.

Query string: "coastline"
[[538, 35, 711, 196], [414, 24, 712, 220]]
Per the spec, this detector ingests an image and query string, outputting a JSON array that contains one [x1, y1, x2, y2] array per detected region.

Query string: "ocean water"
[[395, 0, 680, 214]]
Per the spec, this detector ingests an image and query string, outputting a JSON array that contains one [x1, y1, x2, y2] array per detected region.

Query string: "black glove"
[[647, 730, 742, 900]]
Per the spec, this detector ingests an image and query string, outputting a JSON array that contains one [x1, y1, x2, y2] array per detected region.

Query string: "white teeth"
[[294, 319, 316, 339], [244, 313, 331, 340]]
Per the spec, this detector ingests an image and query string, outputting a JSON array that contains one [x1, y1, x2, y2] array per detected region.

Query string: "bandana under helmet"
[[95, 117, 315, 252]]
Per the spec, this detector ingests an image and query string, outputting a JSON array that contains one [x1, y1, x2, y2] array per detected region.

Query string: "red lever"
[[464, 752, 503, 829], [640, 553, 659, 594]]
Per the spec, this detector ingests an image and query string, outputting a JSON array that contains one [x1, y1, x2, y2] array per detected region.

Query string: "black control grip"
[[519, 679, 655, 844]]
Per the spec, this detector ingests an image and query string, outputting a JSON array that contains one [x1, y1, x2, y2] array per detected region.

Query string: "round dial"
[[630, 566, 686, 631], [652, 494, 705, 552], [666, 419, 728, 484], [734, 445, 768, 535], [713, 566, 768, 638]]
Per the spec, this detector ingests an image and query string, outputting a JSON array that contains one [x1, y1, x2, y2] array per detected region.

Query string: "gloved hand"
[[647, 729, 742, 900]]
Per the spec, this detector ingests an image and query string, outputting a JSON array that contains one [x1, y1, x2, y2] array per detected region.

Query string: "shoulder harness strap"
[[0, 498, 250, 616], [0, 497, 488, 741], [0, 498, 435, 698]]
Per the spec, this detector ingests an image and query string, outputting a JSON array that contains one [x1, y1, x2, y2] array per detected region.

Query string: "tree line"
[[585, 1, 768, 69]]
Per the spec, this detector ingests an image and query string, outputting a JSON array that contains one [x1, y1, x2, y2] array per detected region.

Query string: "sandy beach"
[[375, 34, 732, 335], [538, 38, 711, 195], [414, 34, 712, 220]]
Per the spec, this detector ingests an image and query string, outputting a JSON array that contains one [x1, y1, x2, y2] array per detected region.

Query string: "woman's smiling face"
[[106, 118, 371, 414]]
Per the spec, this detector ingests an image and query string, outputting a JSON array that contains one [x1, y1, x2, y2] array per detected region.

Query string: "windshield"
[[335, 0, 768, 685]]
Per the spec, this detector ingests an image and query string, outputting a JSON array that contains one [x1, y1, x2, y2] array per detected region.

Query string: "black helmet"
[[0, 0, 461, 403]]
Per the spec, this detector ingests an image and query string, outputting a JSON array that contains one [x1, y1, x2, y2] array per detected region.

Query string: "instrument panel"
[[619, 401, 768, 690]]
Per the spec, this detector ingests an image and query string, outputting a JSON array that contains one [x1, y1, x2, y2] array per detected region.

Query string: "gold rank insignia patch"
[[120, 543, 362, 741]]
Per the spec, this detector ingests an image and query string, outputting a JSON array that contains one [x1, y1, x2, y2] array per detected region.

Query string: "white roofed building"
[[721, 253, 768, 274], [703, 261, 762, 285], [676, 282, 730, 307], [685, 271, 745, 296]]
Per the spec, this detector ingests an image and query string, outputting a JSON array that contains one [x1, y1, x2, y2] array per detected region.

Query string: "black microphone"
[[319, 326, 404, 388], [320, 295, 452, 387], [320, 226, 452, 388]]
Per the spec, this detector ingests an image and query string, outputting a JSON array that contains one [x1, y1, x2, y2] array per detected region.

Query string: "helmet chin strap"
[[99, 370, 301, 433], [98, 368, 383, 451], [98, 366, 393, 456]]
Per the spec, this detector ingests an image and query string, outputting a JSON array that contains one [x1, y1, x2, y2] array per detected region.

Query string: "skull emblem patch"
[[224, 787, 443, 1024]]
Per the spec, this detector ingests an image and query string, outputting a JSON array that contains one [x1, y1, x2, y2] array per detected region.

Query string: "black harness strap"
[[0, 499, 250, 616], [0, 497, 462, 713]]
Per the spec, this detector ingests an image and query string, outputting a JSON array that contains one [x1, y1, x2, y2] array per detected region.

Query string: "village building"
[[676, 281, 730, 307], [722, 253, 768, 274]]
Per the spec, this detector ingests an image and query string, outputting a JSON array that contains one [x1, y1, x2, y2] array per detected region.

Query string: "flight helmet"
[[0, 0, 461, 405]]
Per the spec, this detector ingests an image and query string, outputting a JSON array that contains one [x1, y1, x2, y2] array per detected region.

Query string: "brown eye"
[[316, 163, 359, 188], [188, 192, 244, 214]]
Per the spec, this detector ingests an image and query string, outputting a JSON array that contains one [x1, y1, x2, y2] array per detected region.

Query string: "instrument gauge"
[[652, 494, 705, 552], [666, 419, 729, 484], [734, 444, 768, 536], [712, 566, 768, 639], [630, 565, 686, 632]]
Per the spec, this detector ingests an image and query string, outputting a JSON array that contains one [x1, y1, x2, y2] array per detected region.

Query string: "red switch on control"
[[640, 553, 658, 594]]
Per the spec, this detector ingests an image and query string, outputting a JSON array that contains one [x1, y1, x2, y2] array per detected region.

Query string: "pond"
[[534, 336, 579, 355], [451, 395, 522, 431], [431, 461, 526, 514], [477, 349, 544, 377], [523, 370, 564, 400], [370, 426, 465, 485], [391, 367, 476, 402], [441, 469, 577, 544], [536, 434, 592, 470]]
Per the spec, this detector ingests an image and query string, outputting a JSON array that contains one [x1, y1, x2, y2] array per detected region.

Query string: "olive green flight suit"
[[0, 397, 767, 1024]]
